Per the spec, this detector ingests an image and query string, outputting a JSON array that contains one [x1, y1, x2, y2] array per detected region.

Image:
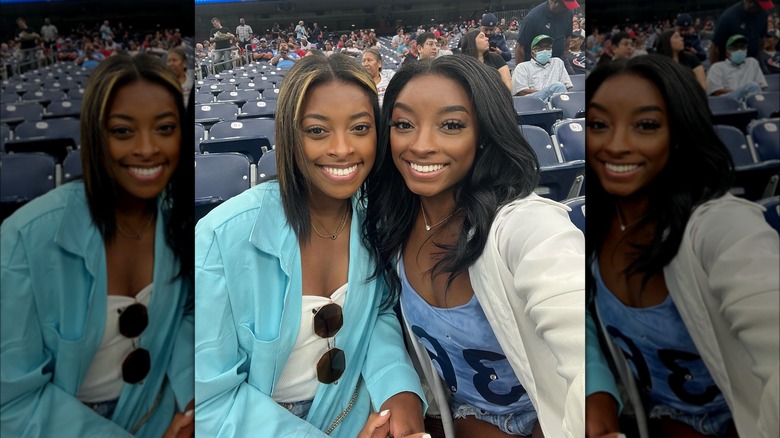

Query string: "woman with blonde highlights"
[[1, 54, 193, 437], [195, 54, 428, 438]]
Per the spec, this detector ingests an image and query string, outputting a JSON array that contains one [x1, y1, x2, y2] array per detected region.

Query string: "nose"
[[326, 130, 355, 159], [407, 125, 436, 157], [600, 124, 632, 157], [133, 130, 159, 158]]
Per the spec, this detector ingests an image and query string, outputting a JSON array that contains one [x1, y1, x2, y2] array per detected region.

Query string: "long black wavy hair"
[[585, 55, 734, 291], [365, 54, 540, 305]]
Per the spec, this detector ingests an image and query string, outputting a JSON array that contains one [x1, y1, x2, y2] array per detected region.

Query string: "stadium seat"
[[550, 92, 585, 119], [1, 102, 44, 125], [708, 96, 758, 133], [764, 74, 780, 92], [552, 118, 585, 161], [62, 149, 82, 183], [44, 99, 82, 118], [748, 118, 780, 161], [195, 152, 251, 222], [569, 74, 585, 92], [0, 152, 56, 205], [746, 92, 780, 119], [262, 88, 281, 100], [210, 117, 275, 147], [257, 149, 276, 182], [8, 118, 80, 162], [195, 123, 205, 153], [195, 92, 214, 104], [195, 102, 239, 127], [519, 125, 583, 201], [513, 96, 562, 133], [240, 100, 276, 119], [216, 89, 261, 106]]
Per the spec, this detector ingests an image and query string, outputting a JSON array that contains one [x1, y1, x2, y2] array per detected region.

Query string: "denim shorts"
[[278, 399, 314, 420], [451, 400, 537, 436], [83, 399, 119, 419], [649, 404, 734, 437]]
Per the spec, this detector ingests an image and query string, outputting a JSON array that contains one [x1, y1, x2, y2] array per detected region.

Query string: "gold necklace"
[[420, 202, 460, 232], [311, 204, 349, 240], [116, 211, 155, 240], [615, 204, 647, 232]]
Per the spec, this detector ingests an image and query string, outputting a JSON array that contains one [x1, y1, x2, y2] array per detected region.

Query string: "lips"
[[124, 164, 166, 181], [321, 164, 358, 176]]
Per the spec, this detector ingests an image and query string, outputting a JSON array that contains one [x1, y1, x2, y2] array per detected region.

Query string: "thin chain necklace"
[[311, 204, 350, 240], [614, 204, 647, 232], [420, 202, 460, 232], [116, 211, 155, 240]]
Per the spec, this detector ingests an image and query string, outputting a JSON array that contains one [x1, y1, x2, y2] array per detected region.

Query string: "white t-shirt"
[[511, 57, 572, 96]]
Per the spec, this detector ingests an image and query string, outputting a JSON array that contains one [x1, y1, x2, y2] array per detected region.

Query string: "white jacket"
[[596, 194, 779, 438], [402, 194, 585, 437]]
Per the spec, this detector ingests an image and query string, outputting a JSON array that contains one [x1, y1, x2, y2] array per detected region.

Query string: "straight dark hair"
[[365, 55, 540, 304], [459, 29, 482, 58], [80, 53, 192, 281], [585, 55, 734, 291], [655, 29, 677, 58], [274, 53, 379, 243]]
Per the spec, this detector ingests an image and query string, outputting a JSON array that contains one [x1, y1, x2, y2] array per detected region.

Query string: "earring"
[[478, 143, 485, 150]]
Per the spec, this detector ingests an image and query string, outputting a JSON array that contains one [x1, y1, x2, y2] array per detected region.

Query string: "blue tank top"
[[593, 259, 728, 414], [400, 258, 533, 415]]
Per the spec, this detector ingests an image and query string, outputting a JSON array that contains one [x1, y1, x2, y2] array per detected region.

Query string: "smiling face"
[[106, 80, 181, 202], [586, 74, 670, 199], [390, 74, 478, 201], [299, 81, 376, 202]]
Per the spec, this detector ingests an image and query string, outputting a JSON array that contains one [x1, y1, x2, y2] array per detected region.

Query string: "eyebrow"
[[107, 111, 178, 122], [589, 102, 664, 115], [302, 111, 372, 122], [393, 102, 470, 116]]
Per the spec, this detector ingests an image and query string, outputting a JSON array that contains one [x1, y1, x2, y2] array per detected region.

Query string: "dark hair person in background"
[[194, 54, 427, 438], [584, 55, 778, 438], [460, 29, 512, 91], [366, 55, 585, 437], [655, 29, 707, 90], [1, 54, 194, 437]]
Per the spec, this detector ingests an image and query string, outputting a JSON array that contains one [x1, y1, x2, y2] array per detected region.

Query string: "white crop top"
[[272, 283, 347, 403], [76, 283, 153, 403]]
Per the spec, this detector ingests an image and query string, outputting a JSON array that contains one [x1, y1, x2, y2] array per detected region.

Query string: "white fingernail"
[[380, 409, 389, 416], [185, 409, 194, 417], [422, 434, 431, 438]]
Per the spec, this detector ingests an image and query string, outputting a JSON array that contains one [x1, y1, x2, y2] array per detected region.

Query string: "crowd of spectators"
[[4, 16, 192, 81]]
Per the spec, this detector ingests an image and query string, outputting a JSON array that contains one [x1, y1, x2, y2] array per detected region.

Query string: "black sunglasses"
[[119, 303, 151, 384], [312, 303, 345, 384]]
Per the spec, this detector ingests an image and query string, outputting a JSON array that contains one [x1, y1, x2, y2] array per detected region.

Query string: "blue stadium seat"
[[552, 118, 585, 162], [0, 152, 56, 204], [209, 117, 275, 147], [519, 125, 583, 201], [746, 92, 780, 119], [62, 149, 82, 183], [262, 88, 281, 100], [513, 96, 562, 133], [216, 89, 261, 106], [195, 102, 239, 126], [45, 99, 82, 118], [257, 149, 276, 182], [764, 74, 780, 92], [569, 74, 585, 92], [195, 92, 214, 104], [748, 118, 780, 161], [195, 152, 251, 222], [708, 95, 758, 133], [1, 102, 44, 124], [550, 92, 585, 119], [240, 100, 276, 119], [8, 118, 80, 162]]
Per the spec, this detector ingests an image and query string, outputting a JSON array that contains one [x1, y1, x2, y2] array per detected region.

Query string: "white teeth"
[[323, 164, 358, 176], [129, 165, 163, 176], [605, 163, 639, 173], [410, 163, 445, 173]]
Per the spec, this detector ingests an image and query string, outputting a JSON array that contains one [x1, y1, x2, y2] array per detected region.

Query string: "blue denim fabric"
[[721, 81, 762, 103], [278, 399, 314, 420], [527, 81, 567, 102], [83, 399, 119, 420], [451, 400, 537, 436], [649, 404, 734, 437]]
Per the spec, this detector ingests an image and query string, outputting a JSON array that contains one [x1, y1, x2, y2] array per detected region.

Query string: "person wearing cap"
[[676, 13, 707, 62], [58, 37, 79, 62], [710, 0, 773, 63], [708, 34, 768, 100], [512, 34, 572, 99], [481, 13, 512, 62], [252, 38, 273, 61], [567, 31, 587, 74], [515, 0, 579, 63], [758, 29, 780, 74]]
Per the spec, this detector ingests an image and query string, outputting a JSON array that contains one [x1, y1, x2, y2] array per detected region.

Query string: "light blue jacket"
[[195, 182, 426, 437], [1, 182, 194, 437]]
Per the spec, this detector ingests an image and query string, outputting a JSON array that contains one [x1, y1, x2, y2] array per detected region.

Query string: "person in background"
[[480, 13, 511, 62], [656, 29, 708, 90], [361, 48, 395, 107], [512, 34, 573, 99], [460, 29, 512, 90], [758, 29, 780, 74], [707, 34, 767, 101]]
